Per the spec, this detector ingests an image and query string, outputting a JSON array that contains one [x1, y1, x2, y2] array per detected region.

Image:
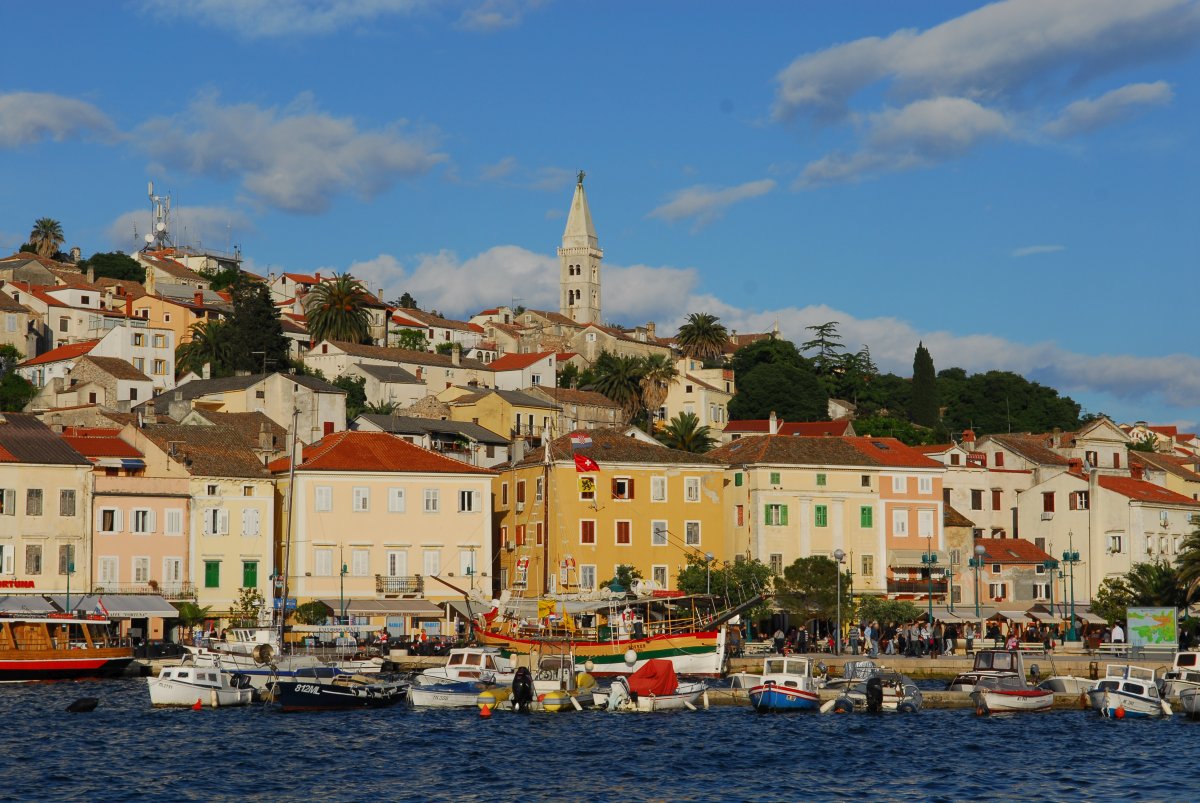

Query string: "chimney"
[[194, 291, 203, 306], [202, 362, 211, 380], [259, 421, 273, 452], [1051, 427, 1062, 448], [962, 428, 976, 449], [1068, 458, 1083, 474], [125, 296, 133, 318], [452, 344, 461, 366], [314, 271, 321, 282], [86, 265, 95, 284], [646, 321, 656, 339], [1131, 464, 1144, 481], [769, 411, 779, 435], [143, 411, 157, 426], [70, 246, 81, 264]]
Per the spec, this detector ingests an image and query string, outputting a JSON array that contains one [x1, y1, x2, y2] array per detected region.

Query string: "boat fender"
[[66, 697, 99, 713], [896, 701, 917, 714], [1079, 692, 1089, 710], [819, 699, 838, 715], [974, 706, 988, 717], [832, 698, 854, 714], [1115, 706, 1125, 719]]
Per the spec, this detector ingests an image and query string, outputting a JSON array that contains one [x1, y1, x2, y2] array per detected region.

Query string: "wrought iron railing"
[[886, 580, 948, 595], [91, 582, 196, 601], [375, 575, 423, 595]]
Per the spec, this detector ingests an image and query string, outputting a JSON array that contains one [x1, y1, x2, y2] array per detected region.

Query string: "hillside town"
[[2, 177, 1198, 647]]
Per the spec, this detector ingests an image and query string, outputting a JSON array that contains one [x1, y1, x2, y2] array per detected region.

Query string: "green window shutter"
[[816, 473, 826, 486], [780, 505, 789, 526], [770, 472, 781, 485], [243, 561, 258, 589], [860, 506, 873, 527], [204, 560, 220, 589], [815, 505, 827, 527], [764, 505, 770, 525], [734, 473, 743, 487]]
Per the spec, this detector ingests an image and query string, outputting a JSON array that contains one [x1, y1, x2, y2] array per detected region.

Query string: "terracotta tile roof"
[[391, 312, 425, 328], [140, 424, 272, 478], [18, 339, 100, 367], [0, 252, 70, 269], [944, 504, 975, 528], [684, 374, 724, 393], [62, 430, 144, 459], [525, 309, 581, 328], [527, 386, 621, 409], [468, 323, 486, 333], [708, 434, 943, 469], [725, 420, 853, 437], [6, 281, 68, 308], [395, 308, 476, 332], [1130, 452, 1200, 483], [914, 444, 955, 454], [986, 434, 1071, 466], [188, 410, 289, 450], [517, 428, 723, 467], [487, 322, 528, 337], [0, 292, 30, 313], [143, 252, 206, 282], [451, 388, 560, 410], [281, 272, 321, 284], [47, 267, 98, 288], [95, 278, 147, 299], [488, 351, 555, 371], [76, 356, 151, 382], [556, 352, 577, 361], [323, 340, 490, 371], [268, 430, 495, 474], [0, 414, 89, 465], [1098, 475, 1200, 506], [974, 538, 1054, 564]]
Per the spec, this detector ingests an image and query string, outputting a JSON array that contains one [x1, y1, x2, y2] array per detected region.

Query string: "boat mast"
[[278, 406, 300, 647], [541, 417, 552, 595]]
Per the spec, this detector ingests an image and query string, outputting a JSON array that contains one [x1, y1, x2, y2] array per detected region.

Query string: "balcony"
[[886, 579, 948, 595], [92, 582, 196, 601], [375, 575, 424, 596]]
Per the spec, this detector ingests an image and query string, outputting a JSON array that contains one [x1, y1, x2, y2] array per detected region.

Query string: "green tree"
[[391, 292, 418, 309], [435, 342, 457, 354], [602, 564, 643, 593], [172, 601, 213, 642], [363, 400, 399, 415], [176, 319, 233, 377], [1091, 576, 1134, 625], [558, 362, 581, 389], [800, 321, 844, 380], [1126, 560, 1188, 608], [909, 342, 939, 427], [834, 345, 877, 403], [333, 374, 367, 424], [939, 369, 1081, 435], [774, 555, 851, 624], [395, 329, 428, 351], [226, 278, 289, 374], [304, 274, 372, 345], [1176, 527, 1200, 603], [1128, 432, 1158, 453], [591, 351, 645, 423], [0, 345, 36, 411], [854, 596, 923, 627], [639, 353, 678, 423], [293, 600, 331, 626], [200, 265, 242, 291], [28, 217, 64, 259], [853, 415, 940, 446], [676, 554, 773, 622], [228, 587, 266, 627], [77, 251, 145, 282], [659, 411, 715, 453], [676, 312, 729, 361], [728, 337, 804, 377], [727, 361, 828, 422]]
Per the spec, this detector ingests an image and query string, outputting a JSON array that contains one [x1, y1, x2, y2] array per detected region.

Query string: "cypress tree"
[[909, 342, 939, 427]]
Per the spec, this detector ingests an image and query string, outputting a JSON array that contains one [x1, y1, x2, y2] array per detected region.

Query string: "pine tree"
[[909, 342, 939, 427]]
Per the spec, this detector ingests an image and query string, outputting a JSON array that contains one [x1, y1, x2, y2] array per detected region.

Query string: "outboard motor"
[[865, 677, 884, 714], [512, 667, 534, 713], [607, 676, 631, 712], [1029, 664, 1041, 686]]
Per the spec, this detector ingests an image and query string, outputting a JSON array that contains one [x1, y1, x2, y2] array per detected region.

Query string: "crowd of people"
[[765, 617, 1095, 657]]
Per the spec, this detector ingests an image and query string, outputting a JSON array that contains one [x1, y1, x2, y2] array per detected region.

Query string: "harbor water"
[[2, 678, 1195, 801]]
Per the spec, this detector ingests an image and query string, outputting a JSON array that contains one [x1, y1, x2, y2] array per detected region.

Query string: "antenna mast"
[[145, 181, 173, 251]]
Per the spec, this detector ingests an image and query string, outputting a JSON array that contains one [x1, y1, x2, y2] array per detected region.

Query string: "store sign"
[[0, 580, 35, 589]]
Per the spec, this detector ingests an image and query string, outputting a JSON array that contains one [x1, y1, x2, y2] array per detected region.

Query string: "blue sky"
[[2, 1, 1198, 429]]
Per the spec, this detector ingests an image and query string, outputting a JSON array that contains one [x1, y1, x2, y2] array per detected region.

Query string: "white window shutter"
[[4, 489, 14, 515], [114, 509, 123, 533], [219, 509, 230, 535], [146, 510, 156, 534], [242, 508, 252, 536], [202, 510, 212, 536], [472, 490, 481, 512]]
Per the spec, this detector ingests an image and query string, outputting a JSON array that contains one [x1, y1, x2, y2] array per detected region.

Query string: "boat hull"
[[1180, 688, 1200, 719], [1100, 689, 1165, 719], [1037, 676, 1093, 695], [748, 683, 820, 712], [475, 628, 724, 677], [410, 683, 492, 708], [970, 689, 1053, 713], [0, 654, 133, 682], [147, 678, 254, 708], [273, 680, 404, 711]]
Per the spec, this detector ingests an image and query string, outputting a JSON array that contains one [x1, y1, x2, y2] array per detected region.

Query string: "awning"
[[1077, 611, 1107, 625], [318, 599, 443, 618], [888, 549, 949, 569], [1027, 607, 1063, 623], [997, 609, 1033, 622], [0, 595, 55, 614], [47, 594, 179, 618], [445, 600, 495, 619]]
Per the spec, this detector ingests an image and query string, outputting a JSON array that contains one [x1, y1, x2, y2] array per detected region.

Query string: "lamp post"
[[947, 553, 956, 613], [339, 545, 348, 626], [921, 539, 938, 623], [833, 549, 845, 655], [1042, 558, 1059, 620], [1062, 531, 1081, 641], [705, 552, 714, 595], [65, 557, 75, 615], [968, 544, 987, 619]]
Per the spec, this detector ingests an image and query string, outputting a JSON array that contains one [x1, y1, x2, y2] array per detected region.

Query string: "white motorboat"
[[823, 660, 890, 691], [1099, 678, 1170, 719], [597, 659, 707, 712], [970, 675, 1054, 714], [1179, 687, 1199, 719], [947, 650, 1027, 692], [1159, 651, 1200, 698], [147, 659, 255, 708], [417, 647, 515, 685], [835, 672, 923, 714], [737, 656, 822, 713], [410, 678, 506, 708], [1036, 675, 1094, 694], [1086, 665, 1156, 712]]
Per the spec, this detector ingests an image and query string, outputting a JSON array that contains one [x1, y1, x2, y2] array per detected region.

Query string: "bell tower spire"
[[558, 170, 602, 324]]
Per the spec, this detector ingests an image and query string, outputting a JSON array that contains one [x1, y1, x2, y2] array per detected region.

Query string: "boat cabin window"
[[178, 671, 191, 679], [764, 659, 785, 674], [466, 653, 482, 666], [1179, 654, 1197, 667], [484, 655, 497, 670], [448, 653, 465, 666]]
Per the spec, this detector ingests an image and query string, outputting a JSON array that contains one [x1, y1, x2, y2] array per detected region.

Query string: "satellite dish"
[[144, 234, 154, 243], [156, 222, 166, 232]]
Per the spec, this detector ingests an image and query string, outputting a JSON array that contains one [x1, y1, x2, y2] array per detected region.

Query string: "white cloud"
[[136, 92, 446, 214], [0, 92, 116, 148], [1044, 81, 1174, 137], [1012, 244, 1066, 258], [456, 0, 542, 32], [647, 179, 776, 229], [138, 0, 428, 37], [481, 156, 518, 180], [105, 206, 254, 253]]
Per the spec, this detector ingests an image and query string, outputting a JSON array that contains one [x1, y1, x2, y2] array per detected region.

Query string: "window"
[[991, 563, 1002, 574], [684, 477, 700, 502], [515, 525, 526, 546], [816, 473, 827, 487], [580, 520, 596, 545], [652, 565, 668, 588], [132, 357, 145, 372], [423, 489, 439, 512], [59, 317, 69, 333], [1113, 452, 1121, 469], [204, 560, 221, 588], [994, 452, 1005, 468], [58, 544, 76, 574], [516, 481, 526, 506], [735, 504, 744, 526], [918, 476, 933, 494], [860, 506, 873, 527], [203, 508, 229, 536], [950, 453, 961, 466], [1069, 491, 1090, 511], [992, 489, 1002, 510], [0, 488, 13, 515], [387, 551, 407, 577], [163, 557, 183, 584], [423, 550, 440, 577], [535, 521, 544, 545], [0, 546, 10, 575], [769, 554, 783, 575], [892, 509, 908, 536], [861, 475, 871, 488], [685, 521, 700, 546], [501, 483, 509, 506], [580, 565, 596, 591], [59, 489, 76, 517], [1085, 450, 1098, 467], [132, 332, 144, 346], [970, 490, 983, 510], [918, 509, 934, 538], [535, 477, 544, 503], [131, 509, 155, 534], [315, 548, 333, 576], [4, 314, 13, 333], [98, 508, 121, 533], [97, 556, 117, 584], [1032, 582, 1051, 601], [26, 488, 43, 516], [862, 554, 874, 577], [25, 544, 42, 575], [458, 490, 480, 512], [129, 388, 138, 401], [153, 334, 166, 348], [242, 561, 259, 588], [1042, 492, 1055, 513], [387, 488, 405, 513], [353, 487, 370, 512], [133, 557, 150, 583], [988, 582, 1007, 600], [734, 473, 743, 487], [612, 477, 633, 500], [814, 505, 828, 527], [651, 521, 668, 546], [153, 359, 167, 375], [615, 521, 632, 545], [765, 504, 788, 526], [892, 475, 906, 493], [206, 484, 218, 496], [651, 476, 667, 502], [242, 508, 261, 537], [351, 549, 369, 577], [242, 485, 254, 497], [769, 472, 781, 485]]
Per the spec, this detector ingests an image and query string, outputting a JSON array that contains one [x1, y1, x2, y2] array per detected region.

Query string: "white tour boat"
[[147, 658, 255, 708]]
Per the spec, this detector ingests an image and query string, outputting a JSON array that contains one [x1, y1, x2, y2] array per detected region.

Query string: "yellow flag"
[[537, 600, 556, 620]]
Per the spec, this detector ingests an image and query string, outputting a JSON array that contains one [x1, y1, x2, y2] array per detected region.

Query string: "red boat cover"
[[627, 659, 678, 696]]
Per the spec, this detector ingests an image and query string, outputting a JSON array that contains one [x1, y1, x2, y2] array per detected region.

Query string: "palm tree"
[[304, 273, 372, 345], [172, 601, 212, 644], [176, 319, 232, 376], [591, 352, 645, 423], [1175, 528, 1200, 602], [659, 411, 715, 453], [363, 400, 399, 415], [676, 312, 729, 362], [639, 353, 678, 426], [28, 218, 64, 259], [1126, 560, 1187, 608]]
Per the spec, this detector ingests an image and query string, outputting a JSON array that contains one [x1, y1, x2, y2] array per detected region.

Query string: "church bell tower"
[[558, 170, 602, 325]]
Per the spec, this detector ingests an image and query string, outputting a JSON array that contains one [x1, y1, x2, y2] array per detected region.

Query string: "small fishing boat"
[[823, 660, 890, 691], [271, 667, 406, 711], [1088, 665, 1169, 718], [1036, 675, 1094, 694], [969, 675, 1053, 714], [1086, 665, 1156, 712], [411, 678, 507, 709], [947, 649, 1026, 692], [834, 672, 923, 714], [148, 659, 255, 708], [1179, 687, 1199, 719], [418, 647, 515, 685], [741, 657, 821, 712], [598, 659, 707, 712], [1158, 651, 1200, 698]]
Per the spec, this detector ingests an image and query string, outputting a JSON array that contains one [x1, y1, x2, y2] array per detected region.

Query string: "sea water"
[[0, 678, 1193, 801]]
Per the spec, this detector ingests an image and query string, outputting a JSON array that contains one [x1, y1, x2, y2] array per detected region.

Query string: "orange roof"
[[726, 420, 853, 437], [974, 538, 1053, 564], [281, 272, 321, 284], [391, 312, 424, 327], [488, 351, 555, 371], [268, 430, 496, 475], [61, 432, 144, 459], [1097, 476, 1200, 506], [18, 339, 100, 366]]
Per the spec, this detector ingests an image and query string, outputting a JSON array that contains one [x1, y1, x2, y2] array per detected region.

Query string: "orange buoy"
[[192, 699, 203, 711], [975, 706, 987, 717], [479, 705, 492, 719], [1115, 707, 1125, 719]]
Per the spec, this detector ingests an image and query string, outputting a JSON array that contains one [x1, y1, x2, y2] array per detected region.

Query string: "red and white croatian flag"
[[570, 433, 593, 449], [94, 597, 109, 616], [574, 453, 599, 473]]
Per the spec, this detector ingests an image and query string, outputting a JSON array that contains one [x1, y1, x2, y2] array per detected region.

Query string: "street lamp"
[[339, 545, 348, 626], [968, 544, 987, 619], [65, 557, 75, 616], [704, 552, 714, 595], [921, 539, 938, 623], [833, 549, 846, 655], [1062, 531, 1081, 641], [947, 552, 957, 613], [1042, 558, 1059, 621]]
